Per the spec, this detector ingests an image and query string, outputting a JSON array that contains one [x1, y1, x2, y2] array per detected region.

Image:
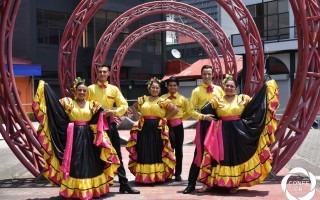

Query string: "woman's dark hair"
[[147, 77, 161, 88], [75, 81, 86, 89], [72, 77, 86, 91], [222, 75, 238, 88]]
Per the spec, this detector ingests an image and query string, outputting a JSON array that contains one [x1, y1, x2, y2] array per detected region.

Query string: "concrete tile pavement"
[[0, 122, 320, 199], [286, 129, 320, 177], [0, 142, 289, 200]]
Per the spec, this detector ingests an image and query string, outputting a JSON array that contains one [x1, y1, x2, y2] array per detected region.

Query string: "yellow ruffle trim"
[[198, 142, 273, 187], [59, 168, 116, 199], [132, 163, 173, 183]]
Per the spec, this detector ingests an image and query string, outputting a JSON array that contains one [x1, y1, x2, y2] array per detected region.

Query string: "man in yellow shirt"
[[183, 65, 224, 194], [161, 77, 190, 182], [86, 65, 140, 194]]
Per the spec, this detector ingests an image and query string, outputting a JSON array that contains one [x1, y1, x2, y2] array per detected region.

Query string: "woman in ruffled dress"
[[126, 77, 178, 184], [32, 78, 120, 199], [197, 75, 279, 193]]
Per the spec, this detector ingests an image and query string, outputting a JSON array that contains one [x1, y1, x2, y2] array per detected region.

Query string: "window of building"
[[37, 9, 70, 45], [155, 40, 162, 55], [82, 10, 152, 53], [142, 38, 155, 53], [266, 14, 279, 40], [266, 1, 278, 15], [37, 8, 162, 56], [139, 30, 162, 54], [247, 0, 291, 41], [107, 11, 117, 25], [278, 0, 288, 13], [279, 13, 290, 39]]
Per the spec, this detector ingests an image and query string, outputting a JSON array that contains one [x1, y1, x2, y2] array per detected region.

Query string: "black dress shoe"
[[175, 175, 182, 181], [119, 184, 140, 194], [183, 184, 195, 194]]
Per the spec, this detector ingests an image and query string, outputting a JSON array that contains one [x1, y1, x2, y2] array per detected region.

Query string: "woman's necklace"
[[149, 96, 158, 102], [224, 95, 235, 102], [76, 99, 86, 108]]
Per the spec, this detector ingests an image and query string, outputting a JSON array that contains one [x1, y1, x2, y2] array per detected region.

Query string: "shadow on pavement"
[[0, 178, 53, 188], [193, 187, 269, 198]]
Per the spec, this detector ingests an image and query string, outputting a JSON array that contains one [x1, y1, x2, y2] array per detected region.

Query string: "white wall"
[[242, 0, 274, 6], [177, 80, 197, 99]]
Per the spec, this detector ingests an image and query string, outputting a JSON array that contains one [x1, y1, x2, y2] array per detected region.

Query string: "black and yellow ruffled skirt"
[[198, 80, 279, 188], [126, 117, 176, 184], [32, 80, 120, 200]]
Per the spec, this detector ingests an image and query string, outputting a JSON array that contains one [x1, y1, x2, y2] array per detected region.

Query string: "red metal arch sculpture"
[[270, 0, 320, 173], [111, 21, 223, 87], [58, 0, 108, 97], [1, 0, 320, 177], [0, 0, 43, 176], [91, 1, 237, 88], [216, 0, 264, 95]]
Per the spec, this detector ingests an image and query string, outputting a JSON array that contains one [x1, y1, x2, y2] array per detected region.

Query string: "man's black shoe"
[[175, 175, 182, 181], [183, 184, 195, 194], [119, 184, 140, 194]]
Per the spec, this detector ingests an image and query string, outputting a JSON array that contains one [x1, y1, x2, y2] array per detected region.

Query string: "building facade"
[[165, 0, 239, 75], [232, 0, 295, 113], [164, 0, 294, 113], [13, 0, 165, 101], [173, 0, 238, 39], [12, 0, 296, 112]]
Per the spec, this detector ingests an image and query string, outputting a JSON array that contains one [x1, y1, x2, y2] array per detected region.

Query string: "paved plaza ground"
[[0, 122, 319, 200]]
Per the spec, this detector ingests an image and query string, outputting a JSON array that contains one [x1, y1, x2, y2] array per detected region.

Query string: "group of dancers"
[[32, 64, 279, 199]]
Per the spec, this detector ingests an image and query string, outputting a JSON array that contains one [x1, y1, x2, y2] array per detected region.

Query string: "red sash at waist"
[[220, 116, 240, 121], [194, 116, 241, 166], [73, 121, 88, 125], [200, 115, 240, 165], [168, 118, 182, 127]]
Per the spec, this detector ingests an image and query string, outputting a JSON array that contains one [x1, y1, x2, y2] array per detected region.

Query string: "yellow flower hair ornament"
[[146, 77, 161, 88], [222, 74, 233, 86], [72, 77, 86, 91]]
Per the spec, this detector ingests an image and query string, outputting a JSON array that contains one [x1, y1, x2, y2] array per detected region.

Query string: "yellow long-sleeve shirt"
[[161, 92, 189, 119], [188, 83, 224, 120], [86, 81, 128, 116]]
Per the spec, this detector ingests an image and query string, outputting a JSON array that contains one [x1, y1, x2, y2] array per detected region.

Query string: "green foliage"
[[26, 112, 37, 122]]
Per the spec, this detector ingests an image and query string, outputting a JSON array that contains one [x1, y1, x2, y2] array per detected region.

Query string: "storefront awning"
[[3, 57, 42, 76], [12, 64, 41, 76], [4, 64, 42, 76]]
